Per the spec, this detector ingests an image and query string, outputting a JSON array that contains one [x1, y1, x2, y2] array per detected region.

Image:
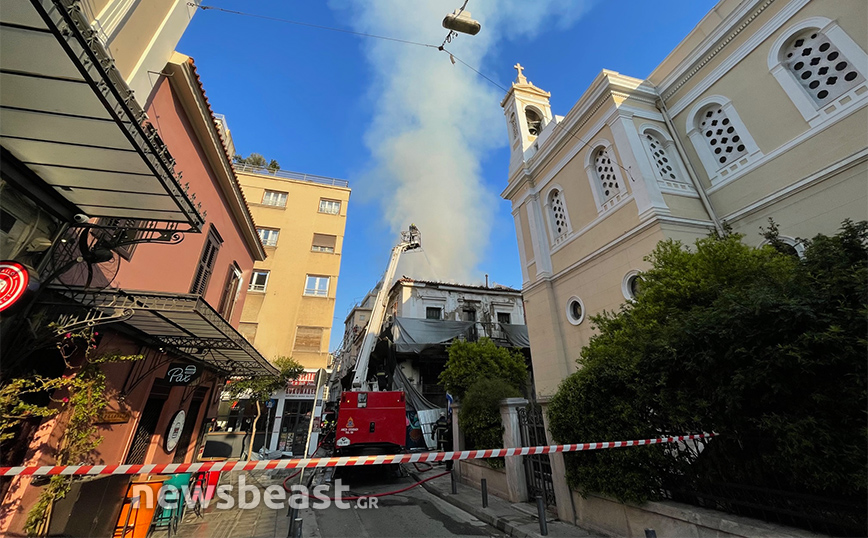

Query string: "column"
[[500, 397, 529, 503]]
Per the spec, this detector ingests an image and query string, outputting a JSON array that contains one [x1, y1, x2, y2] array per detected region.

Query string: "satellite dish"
[[442, 9, 481, 35]]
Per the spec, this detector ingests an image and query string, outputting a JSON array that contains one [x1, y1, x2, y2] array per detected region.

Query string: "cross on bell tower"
[[500, 63, 553, 173], [514, 63, 527, 84]]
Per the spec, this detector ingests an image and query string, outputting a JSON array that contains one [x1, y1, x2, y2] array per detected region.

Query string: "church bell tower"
[[501, 64, 553, 173]]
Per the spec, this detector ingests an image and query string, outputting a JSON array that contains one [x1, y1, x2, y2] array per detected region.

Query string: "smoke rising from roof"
[[334, 0, 592, 282]]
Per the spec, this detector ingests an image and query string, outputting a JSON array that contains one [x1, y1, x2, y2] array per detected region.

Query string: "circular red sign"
[[0, 261, 30, 312]]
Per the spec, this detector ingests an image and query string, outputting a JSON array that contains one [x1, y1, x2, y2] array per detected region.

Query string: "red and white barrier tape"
[[0, 433, 715, 478]]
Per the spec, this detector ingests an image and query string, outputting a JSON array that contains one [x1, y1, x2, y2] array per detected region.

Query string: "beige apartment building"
[[235, 165, 350, 369], [501, 0, 866, 520]]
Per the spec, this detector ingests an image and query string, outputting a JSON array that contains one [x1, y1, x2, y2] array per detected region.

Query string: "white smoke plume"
[[332, 1, 592, 282]]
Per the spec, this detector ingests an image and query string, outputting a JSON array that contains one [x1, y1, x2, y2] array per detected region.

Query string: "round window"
[[622, 270, 644, 300], [566, 296, 585, 325]]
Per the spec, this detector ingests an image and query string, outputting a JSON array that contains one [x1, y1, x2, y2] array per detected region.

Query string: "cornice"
[[659, 0, 776, 101]]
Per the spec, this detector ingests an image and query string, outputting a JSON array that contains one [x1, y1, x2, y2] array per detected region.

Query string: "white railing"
[[234, 163, 349, 188]]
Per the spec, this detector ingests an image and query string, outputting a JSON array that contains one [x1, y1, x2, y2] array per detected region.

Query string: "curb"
[[409, 469, 540, 538]]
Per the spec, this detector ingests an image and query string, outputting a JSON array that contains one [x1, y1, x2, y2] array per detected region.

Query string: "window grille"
[[548, 189, 568, 239], [784, 30, 864, 105], [698, 105, 747, 167], [594, 148, 622, 202]]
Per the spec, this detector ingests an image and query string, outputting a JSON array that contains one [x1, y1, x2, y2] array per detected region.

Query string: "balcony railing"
[[234, 163, 348, 188]]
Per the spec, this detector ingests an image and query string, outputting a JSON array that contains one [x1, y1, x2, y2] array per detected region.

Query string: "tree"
[[233, 153, 280, 171], [439, 337, 528, 400], [223, 356, 303, 458], [459, 378, 519, 462], [548, 221, 867, 509]]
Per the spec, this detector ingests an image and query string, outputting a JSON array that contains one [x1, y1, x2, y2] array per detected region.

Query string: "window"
[[566, 296, 585, 325], [585, 144, 628, 212], [698, 105, 746, 167], [262, 190, 287, 207], [462, 308, 477, 322], [248, 270, 269, 292], [318, 199, 341, 215], [685, 96, 762, 185], [294, 327, 323, 352], [217, 264, 242, 320], [546, 188, 569, 243], [190, 226, 222, 295], [623, 270, 644, 301], [426, 307, 442, 320], [783, 30, 863, 105], [304, 275, 329, 297], [497, 312, 511, 325], [641, 131, 691, 194], [311, 233, 337, 253], [257, 228, 279, 247], [594, 148, 622, 203], [769, 19, 868, 126]]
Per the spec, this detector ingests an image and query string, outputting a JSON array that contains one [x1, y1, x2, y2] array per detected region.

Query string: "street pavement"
[[175, 466, 508, 537]]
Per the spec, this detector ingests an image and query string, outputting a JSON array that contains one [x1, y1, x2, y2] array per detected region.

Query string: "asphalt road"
[[305, 467, 506, 538]]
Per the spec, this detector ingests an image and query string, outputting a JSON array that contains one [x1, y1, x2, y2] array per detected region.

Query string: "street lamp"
[[442, 9, 481, 35]]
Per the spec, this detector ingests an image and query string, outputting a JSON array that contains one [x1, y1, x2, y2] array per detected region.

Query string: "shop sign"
[[95, 410, 132, 424], [165, 363, 200, 385], [285, 371, 317, 399], [164, 409, 186, 452], [0, 261, 37, 313]]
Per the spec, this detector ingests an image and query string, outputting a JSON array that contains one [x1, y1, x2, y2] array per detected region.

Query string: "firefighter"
[[434, 412, 450, 452]]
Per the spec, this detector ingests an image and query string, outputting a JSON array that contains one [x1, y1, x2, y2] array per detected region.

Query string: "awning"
[[390, 317, 475, 353], [0, 0, 203, 230], [500, 323, 531, 348], [44, 286, 277, 376]]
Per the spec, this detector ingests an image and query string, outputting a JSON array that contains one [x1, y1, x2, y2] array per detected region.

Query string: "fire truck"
[[330, 226, 422, 456]]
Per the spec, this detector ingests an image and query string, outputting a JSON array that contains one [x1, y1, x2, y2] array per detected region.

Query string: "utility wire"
[[188, 3, 439, 50], [189, 2, 634, 181]]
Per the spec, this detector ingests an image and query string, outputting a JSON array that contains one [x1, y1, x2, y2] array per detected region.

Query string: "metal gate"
[[518, 403, 556, 506]]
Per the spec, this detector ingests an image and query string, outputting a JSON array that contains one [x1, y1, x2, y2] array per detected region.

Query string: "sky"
[[176, 0, 718, 351]]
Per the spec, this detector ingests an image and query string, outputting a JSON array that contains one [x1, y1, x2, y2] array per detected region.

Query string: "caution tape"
[[0, 433, 715, 478]]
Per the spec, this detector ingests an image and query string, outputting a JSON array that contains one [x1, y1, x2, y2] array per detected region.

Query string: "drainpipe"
[[656, 99, 724, 236]]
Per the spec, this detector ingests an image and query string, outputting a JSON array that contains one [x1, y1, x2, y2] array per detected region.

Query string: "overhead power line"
[[187, 2, 633, 181]]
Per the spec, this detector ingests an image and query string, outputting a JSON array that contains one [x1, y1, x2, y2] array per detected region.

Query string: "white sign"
[[336, 436, 351, 447], [164, 410, 186, 453]]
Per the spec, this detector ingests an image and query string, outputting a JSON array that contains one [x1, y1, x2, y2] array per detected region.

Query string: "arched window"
[[546, 187, 569, 244], [783, 30, 864, 105], [685, 96, 762, 185], [769, 18, 868, 126], [698, 104, 747, 167], [526, 107, 543, 136], [594, 147, 622, 203]]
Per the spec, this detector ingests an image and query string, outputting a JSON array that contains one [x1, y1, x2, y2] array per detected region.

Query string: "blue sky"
[[177, 0, 717, 351]]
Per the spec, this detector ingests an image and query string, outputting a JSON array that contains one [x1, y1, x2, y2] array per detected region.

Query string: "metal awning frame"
[[42, 286, 278, 377], [23, 0, 205, 232]]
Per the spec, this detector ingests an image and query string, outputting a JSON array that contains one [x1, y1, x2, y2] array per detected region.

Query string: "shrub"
[[548, 220, 868, 507], [459, 378, 520, 467], [439, 337, 528, 400]]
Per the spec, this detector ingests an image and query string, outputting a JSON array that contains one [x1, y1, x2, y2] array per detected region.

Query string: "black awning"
[[0, 0, 203, 230], [45, 286, 277, 376]]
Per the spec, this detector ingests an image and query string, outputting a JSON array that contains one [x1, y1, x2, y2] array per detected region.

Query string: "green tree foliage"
[[548, 220, 867, 506], [460, 379, 520, 465], [439, 337, 528, 400], [233, 153, 280, 171]]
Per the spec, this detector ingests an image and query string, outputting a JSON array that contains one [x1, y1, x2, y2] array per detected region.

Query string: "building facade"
[[228, 165, 349, 455], [236, 167, 350, 369], [0, 2, 272, 533], [501, 0, 867, 522]]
